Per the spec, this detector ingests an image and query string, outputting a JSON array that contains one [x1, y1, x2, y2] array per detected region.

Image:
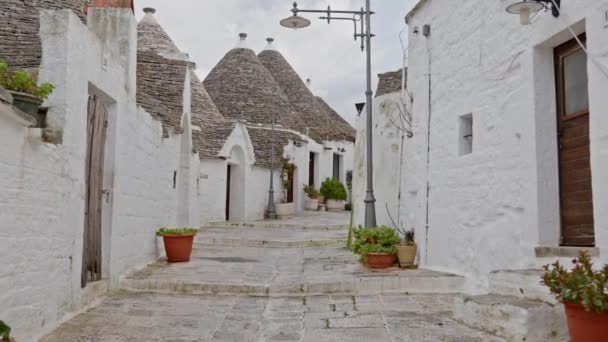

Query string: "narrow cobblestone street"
[[42, 213, 503, 341]]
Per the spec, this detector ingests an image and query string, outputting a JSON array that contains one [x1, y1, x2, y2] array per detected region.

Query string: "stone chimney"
[[86, 0, 134, 14], [236, 33, 249, 49]]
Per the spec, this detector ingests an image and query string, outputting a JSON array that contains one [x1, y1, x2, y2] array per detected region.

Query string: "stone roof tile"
[[247, 126, 304, 169], [315, 97, 356, 142], [137, 9, 180, 55], [376, 69, 406, 97]]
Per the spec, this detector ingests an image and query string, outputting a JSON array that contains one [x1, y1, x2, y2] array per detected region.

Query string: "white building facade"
[[402, 0, 608, 292]]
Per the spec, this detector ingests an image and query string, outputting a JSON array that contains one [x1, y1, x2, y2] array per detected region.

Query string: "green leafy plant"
[[303, 185, 319, 198], [351, 226, 398, 262], [541, 251, 608, 313], [320, 178, 347, 201], [155, 227, 199, 237], [0, 320, 11, 342], [0, 60, 54, 100]]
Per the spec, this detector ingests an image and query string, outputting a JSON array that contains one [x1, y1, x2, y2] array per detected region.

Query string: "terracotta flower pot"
[[316, 196, 325, 204], [397, 245, 417, 268], [564, 303, 608, 342], [162, 234, 195, 262], [366, 253, 396, 269]]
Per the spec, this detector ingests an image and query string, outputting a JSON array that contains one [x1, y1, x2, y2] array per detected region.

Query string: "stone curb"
[[119, 273, 465, 297]]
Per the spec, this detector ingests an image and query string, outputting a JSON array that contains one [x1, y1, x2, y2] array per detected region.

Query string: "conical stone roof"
[[203, 34, 305, 131], [0, 0, 90, 73], [315, 97, 356, 142], [258, 40, 333, 142], [136, 8, 189, 136], [190, 71, 236, 159], [34, 0, 90, 23], [137, 8, 180, 55]]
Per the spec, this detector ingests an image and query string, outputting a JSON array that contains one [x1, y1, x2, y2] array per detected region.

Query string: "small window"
[[459, 114, 473, 156]]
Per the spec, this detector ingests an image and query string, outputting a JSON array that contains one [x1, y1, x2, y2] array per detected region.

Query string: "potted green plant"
[[0, 321, 12, 342], [276, 162, 296, 217], [156, 227, 199, 262], [396, 228, 416, 268], [0, 60, 54, 116], [320, 178, 347, 211], [303, 185, 319, 211], [541, 251, 608, 341], [351, 226, 398, 269]]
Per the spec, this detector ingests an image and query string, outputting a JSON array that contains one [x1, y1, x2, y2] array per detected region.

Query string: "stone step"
[[489, 269, 556, 303], [196, 237, 347, 248], [204, 221, 349, 231], [120, 271, 465, 297], [453, 294, 568, 342]]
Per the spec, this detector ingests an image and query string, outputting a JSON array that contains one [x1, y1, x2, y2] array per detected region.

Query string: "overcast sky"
[[135, 1, 417, 125]]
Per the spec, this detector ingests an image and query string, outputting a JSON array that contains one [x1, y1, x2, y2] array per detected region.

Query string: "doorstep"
[[535, 246, 599, 258]]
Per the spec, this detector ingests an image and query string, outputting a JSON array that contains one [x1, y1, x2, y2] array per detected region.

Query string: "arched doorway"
[[225, 146, 246, 221]]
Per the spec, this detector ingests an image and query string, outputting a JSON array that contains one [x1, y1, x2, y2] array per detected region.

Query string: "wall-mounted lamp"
[[355, 102, 365, 116], [507, 0, 560, 25]]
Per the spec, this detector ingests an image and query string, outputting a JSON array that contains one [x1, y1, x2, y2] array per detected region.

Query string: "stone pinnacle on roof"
[[137, 8, 181, 55], [203, 34, 305, 131]]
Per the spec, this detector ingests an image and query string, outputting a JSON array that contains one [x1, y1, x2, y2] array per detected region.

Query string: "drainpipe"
[[423, 24, 432, 264]]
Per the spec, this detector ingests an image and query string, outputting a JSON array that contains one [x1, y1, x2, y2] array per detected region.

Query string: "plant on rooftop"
[[156, 227, 198, 263], [352, 226, 398, 269], [541, 251, 608, 341], [0, 321, 11, 342], [0, 60, 54, 100], [0, 60, 54, 117]]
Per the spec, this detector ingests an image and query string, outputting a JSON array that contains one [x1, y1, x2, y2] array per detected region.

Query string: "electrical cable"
[[549, 0, 608, 79]]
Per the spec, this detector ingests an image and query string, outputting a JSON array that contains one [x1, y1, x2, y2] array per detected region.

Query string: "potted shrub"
[[156, 227, 198, 262], [320, 178, 347, 211], [541, 251, 608, 341], [303, 185, 319, 211], [0, 321, 12, 342], [276, 162, 295, 217], [396, 229, 417, 268], [352, 226, 398, 269], [0, 60, 54, 116]]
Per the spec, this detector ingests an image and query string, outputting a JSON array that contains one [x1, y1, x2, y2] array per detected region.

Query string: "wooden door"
[[82, 95, 109, 287], [287, 166, 295, 203], [226, 165, 231, 221], [309, 153, 315, 186], [554, 34, 594, 247], [333, 154, 341, 181]]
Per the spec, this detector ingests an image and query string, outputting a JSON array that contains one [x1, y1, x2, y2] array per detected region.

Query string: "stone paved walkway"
[[42, 212, 504, 341], [41, 292, 504, 342]]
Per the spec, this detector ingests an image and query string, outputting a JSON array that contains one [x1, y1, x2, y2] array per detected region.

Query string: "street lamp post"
[[281, 1, 377, 227], [266, 95, 277, 219]]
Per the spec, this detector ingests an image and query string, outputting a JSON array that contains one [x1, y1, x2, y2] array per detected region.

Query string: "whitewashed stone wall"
[[404, 0, 608, 292], [0, 9, 198, 341], [353, 93, 407, 228]]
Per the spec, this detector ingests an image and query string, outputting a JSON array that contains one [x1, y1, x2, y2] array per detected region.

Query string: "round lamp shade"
[[280, 15, 311, 29], [506, 1, 544, 14]]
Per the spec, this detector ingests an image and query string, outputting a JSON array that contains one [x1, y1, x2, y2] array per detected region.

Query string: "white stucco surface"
[[0, 9, 198, 341], [353, 93, 407, 229], [403, 0, 608, 291]]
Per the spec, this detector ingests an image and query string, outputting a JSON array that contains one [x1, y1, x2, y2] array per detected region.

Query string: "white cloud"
[[135, 0, 417, 125]]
